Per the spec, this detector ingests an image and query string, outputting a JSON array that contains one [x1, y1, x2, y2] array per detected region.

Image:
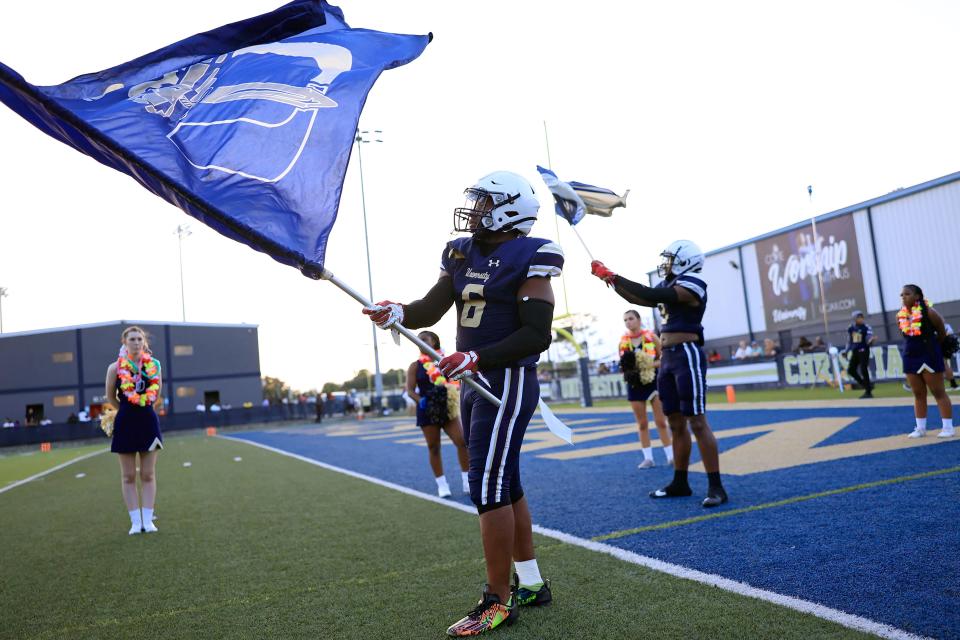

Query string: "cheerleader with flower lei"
[[898, 285, 955, 438], [104, 326, 165, 535], [620, 310, 673, 468], [405, 331, 471, 498]]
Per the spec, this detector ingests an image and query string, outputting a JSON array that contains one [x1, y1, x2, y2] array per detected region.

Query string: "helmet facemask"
[[657, 251, 676, 278], [453, 188, 522, 235]]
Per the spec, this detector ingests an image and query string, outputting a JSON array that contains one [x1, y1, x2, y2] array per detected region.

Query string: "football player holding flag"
[[364, 171, 562, 636], [591, 241, 728, 508]]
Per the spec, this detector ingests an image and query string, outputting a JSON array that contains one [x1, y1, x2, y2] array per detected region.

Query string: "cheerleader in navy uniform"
[[104, 326, 163, 534], [592, 240, 728, 507], [899, 286, 955, 438], [405, 331, 471, 498], [619, 310, 673, 468]]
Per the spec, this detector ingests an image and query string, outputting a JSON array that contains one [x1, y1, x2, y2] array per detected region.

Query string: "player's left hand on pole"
[[438, 350, 479, 380], [591, 260, 617, 286], [362, 300, 404, 329]]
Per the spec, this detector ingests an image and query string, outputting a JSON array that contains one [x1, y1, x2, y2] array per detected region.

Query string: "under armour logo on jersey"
[[489, 259, 500, 267]]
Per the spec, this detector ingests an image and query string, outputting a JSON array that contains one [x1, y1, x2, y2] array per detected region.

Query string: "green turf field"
[[0, 443, 108, 488], [0, 433, 873, 640]]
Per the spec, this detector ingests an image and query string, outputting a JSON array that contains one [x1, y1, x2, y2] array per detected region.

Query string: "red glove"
[[362, 300, 404, 329], [591, 260, 617, 285], [438, 350, 479, 380]]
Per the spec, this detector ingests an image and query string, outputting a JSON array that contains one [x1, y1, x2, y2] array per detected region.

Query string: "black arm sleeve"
[[474, 298, 554, 368], [612, 275, 679, 306], [403, 276, 456, 329]]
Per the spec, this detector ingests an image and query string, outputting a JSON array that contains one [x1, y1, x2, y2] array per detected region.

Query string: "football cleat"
[[702, 486, 729, 508], [513, 573, 552, 607], [446, 587, 517, 637], [649, 485, 692, 498]]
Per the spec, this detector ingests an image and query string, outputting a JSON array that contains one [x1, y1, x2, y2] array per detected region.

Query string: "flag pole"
[[570, 227, 595, 261], [318, 266, 574, 444], [319, 267, 502, 406], [543, 120, 571, 316]]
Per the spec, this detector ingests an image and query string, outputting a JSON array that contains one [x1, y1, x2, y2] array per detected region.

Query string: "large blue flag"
[[0, 1, 430, 276], [536, 165, 628, 226]]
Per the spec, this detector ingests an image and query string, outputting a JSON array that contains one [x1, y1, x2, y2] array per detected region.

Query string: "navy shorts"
[[627, 382, 658, 402], [657, 342, 707, 416], [460, 366, 539, 511]]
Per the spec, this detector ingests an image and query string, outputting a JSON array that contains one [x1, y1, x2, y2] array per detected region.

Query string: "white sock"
[[663, 444, 674, 461], [916, 417, 927, 431], [642, 447, 653, 462], [128, 509, 142, 527], [435, 476, 450, 491], [943, 418, 954, 430], [461, 471, 470, 492], [142, 507, 154, 523], [514, 559, 543, 587]]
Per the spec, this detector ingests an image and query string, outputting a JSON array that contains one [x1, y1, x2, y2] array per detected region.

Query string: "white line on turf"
[[221, 435, 931, 640], [0, 448, 108, 495]]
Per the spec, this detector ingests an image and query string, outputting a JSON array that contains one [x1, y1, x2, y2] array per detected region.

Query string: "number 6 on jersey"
[[460, 283, 485, 328]]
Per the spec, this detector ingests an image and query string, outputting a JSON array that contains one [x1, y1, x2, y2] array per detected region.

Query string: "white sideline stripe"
[[0, 448, 108, 495], [222, 435, 931, 640]]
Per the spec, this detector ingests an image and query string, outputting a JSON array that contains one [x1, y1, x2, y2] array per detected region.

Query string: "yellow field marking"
[[541, 417, 955, 475], [593, 465, 960, 541]]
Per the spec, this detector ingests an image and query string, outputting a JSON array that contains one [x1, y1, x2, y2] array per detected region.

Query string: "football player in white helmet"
[[365, 170, 563, 635], [591, 240, 728, 508]]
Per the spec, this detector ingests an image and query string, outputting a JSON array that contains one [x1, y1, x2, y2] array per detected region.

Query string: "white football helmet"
[[658, 239, 704, 278], [454, 171, 540, 236]]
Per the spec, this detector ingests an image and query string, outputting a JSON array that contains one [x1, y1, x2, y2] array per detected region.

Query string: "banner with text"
[[755, 215, 866, 330]]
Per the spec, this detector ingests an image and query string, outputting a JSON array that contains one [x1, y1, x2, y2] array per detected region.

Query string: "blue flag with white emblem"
[[536, 165, 628, 226], [0, 1, 430, 276]]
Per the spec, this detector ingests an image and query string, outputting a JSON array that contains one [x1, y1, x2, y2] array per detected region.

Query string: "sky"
[[1, 1, 959, 391]]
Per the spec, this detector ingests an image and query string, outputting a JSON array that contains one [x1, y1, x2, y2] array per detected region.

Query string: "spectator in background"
[[747, 341, 762, 358], [597, 362, 610, 374], [845, 310, 875, 399], [763, 338, 782, 358], [899, 284, 954, 438], [2, 418, 14, 428], [195, 402, 206, 412], [796, 336, 813, 353], [39, 418, 53, 426], [67, 413, 79, 424], [733, 340, 749, 360], [811, 337, 827, 352], [77, 407, 90, 422], [708, 349, 722, 363], [209, 403, 221, 412], [261, 398, 270, 407]]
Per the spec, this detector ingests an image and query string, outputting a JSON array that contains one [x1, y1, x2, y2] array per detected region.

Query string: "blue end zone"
[[234, 403, 960, 639]]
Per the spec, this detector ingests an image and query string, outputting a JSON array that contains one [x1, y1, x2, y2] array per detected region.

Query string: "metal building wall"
[[700, 248, 751, 341], [869, 179, 960, 312]]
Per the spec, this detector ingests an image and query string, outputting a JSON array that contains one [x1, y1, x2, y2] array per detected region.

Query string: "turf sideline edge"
[[221, 435, 931, 640], [0, 448, 108, 495]]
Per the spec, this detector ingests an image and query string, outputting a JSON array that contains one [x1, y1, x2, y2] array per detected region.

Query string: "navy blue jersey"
[[846, 323, 873, 352], [440, 236, 564, 367], [657, 273, 707, 341]]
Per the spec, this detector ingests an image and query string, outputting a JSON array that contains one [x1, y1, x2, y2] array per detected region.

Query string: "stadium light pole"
[[355, 129, 384, 410], [0, 287, 8, 333], [809, 186, 844, 392], [174, 224, 192, 322]]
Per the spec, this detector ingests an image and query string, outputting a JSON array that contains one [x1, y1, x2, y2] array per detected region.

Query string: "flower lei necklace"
[[897, 301, 927, 337], [117, 346, 161, 407], [419, 353, 460, 388], [620, 331, 656, 356]]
